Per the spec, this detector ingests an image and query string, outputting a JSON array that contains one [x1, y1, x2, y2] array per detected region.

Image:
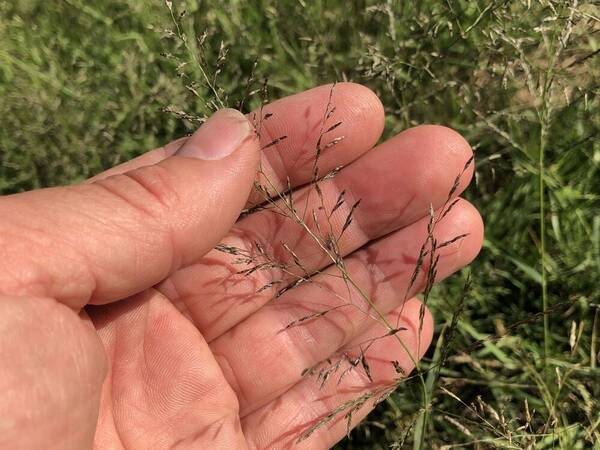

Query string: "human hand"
[[0, 83, 483, 449]]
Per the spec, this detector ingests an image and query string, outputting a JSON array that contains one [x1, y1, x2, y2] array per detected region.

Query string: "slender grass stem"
[[592, 308, 598, 370], [540, 121, 549, 381]]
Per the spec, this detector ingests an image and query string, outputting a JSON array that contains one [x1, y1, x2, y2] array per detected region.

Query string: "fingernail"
[[175, 108, 251, 160]]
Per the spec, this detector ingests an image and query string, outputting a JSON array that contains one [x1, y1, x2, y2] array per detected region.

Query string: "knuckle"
[[123, 164, 180, 212], [94, 164, 180, 220]]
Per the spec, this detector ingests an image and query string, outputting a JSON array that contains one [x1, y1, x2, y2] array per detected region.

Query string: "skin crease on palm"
[[0, 83, 484, 450]]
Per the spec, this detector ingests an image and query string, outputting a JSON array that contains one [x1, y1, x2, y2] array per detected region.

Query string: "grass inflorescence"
[[1, 0, 598, 448]]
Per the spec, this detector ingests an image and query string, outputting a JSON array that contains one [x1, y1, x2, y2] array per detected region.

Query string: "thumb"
[[0, 109, 260, 309]]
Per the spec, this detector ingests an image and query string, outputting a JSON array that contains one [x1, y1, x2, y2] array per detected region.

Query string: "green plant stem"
[[540, 122, 549, 381], [592, 308, 598, 369]]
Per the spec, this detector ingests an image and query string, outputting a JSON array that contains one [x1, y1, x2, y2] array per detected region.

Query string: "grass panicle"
[[2, 0, 598, 447]]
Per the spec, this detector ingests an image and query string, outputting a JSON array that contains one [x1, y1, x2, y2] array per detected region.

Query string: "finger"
[[0, 109, 260, 309], [90, 83, 385, 207], [162, 125, 473, 340], [241, 299, 434, 449], [88, 289, 247, 449], [247, 82, 384, 205], [210, 200, 483, 415]]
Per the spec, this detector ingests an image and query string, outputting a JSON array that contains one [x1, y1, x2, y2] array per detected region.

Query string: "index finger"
[[90, 83, 385, 207]]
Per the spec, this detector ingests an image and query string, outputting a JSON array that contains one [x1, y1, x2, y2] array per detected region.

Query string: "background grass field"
[[1, 0, 599, 448]]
